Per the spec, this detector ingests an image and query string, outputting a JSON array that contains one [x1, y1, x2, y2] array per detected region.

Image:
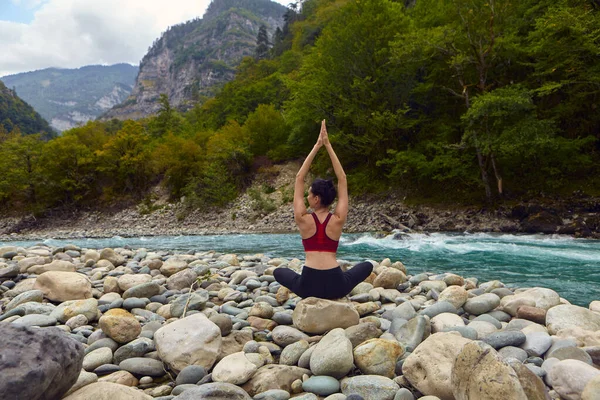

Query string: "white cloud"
[[1, 0, 291, 77]]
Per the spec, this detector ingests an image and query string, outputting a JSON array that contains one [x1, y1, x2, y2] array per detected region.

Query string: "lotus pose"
[[273, 120, 373, 299]]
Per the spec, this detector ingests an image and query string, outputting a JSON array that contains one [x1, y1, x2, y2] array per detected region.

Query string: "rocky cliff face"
[[1, 64, 137, 132], [103, 0, 286, 120]]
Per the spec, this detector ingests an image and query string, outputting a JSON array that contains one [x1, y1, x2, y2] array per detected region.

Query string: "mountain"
[[103, 0, 286, 120], [0, 80, 53, 138], [1, 64, 138, 131]]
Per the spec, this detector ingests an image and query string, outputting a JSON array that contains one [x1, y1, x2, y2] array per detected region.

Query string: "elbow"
[[338, 173, 347, 181]]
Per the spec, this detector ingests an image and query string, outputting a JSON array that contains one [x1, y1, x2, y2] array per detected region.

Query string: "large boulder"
[[546, 305, 600, 335], [0, 324, 84, 400], [154, 313, 222, 373], [549, 359, 600, 400], [292, 297, 359, 334], [63, 382, 151, 400], [452, 341, 528, 400], [241, 365, 310, 397], [310, 328, 354, 379], [33, 271, 92, 302], [402, 332, 472, 400], [27, 260, 76, 274]]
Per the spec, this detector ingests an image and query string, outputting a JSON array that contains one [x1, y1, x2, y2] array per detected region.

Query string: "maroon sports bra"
[[302, 212, 339, 253]]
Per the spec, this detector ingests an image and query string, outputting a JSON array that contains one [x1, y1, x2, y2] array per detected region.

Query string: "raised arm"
[[294, 134, 322, 222], [321, 120, 348, 222]]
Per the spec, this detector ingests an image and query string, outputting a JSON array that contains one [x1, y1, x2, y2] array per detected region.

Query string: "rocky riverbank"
[[1, 162, 599, 241], [1, 244, 599, 399]]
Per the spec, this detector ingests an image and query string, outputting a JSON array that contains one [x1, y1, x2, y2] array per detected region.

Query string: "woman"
[[273, 120, 373, 299]]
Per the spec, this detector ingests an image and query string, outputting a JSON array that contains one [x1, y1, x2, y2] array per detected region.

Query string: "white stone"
[[154, 313, 222, 373]]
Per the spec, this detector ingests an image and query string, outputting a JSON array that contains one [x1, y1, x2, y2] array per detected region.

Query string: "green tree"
[[243, 104, 289, 157], [95, 120, 153, 198], [0, 134, 46, 210], [255, 24, 270, 60]]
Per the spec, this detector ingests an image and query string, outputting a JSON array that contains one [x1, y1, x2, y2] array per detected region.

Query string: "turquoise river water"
[[2, 232, 599, 307]]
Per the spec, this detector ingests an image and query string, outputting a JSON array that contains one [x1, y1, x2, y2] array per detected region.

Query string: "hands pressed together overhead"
[[316, 119, 330, 148]]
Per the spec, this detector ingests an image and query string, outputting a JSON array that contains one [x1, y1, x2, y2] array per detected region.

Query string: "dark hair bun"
[[311, 178, 337, 207]]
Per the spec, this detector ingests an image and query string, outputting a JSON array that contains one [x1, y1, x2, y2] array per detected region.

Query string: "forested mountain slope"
[[1, 64, 138, 131], [0, 80, 52, 138]]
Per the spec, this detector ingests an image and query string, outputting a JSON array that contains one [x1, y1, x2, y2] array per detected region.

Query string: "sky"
[[0, 0, 292, 77]]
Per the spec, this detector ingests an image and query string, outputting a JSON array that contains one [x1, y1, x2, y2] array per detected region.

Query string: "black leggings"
[[273, 262, 374, 300]]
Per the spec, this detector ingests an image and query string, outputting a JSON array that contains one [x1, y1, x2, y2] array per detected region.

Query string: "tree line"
[[1, 0, 599, 215]]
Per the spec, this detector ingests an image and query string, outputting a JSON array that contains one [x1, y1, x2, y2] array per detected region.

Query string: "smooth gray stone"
[[246, 279, 262, 290], [12, 314, 57, 327], [351, 293, 371, 303], [506, 319, 534, 331], [525, 364, 546, 378], [0, 324, 84, 400], [130, 308, 165, 322], [237, 299, 253, 308], [485, 310, 512, 323], [394, 388, 415, 400], [442, 326, 478, 340], [149, 295, 168, 304], [0, 264, 19, 278], [244, 340, 261, 353], [254, 389, 291, 400], [154, 397, 174, 400], [521, 332, 552, 357], [548, 346, 593, 364], [583, 346, 600, 365], [526, 356, 544, 366], [93, 364, 121, 375], [546, 338, 578, 359], [221, 304, 245, 316], [3, 280, 15, 289], [463, 293, 500, 315], [113, 337, 155, 364], [84, 338, 119, 355], [108, 299, 123, 309], [392, 302, 417, 321], [142, 320, 164, 334], [122, 297, 148, 310], [210, 314, 233, 336], [420, 301, 457, 318], [171, 384, 197, 396], [491, 288, 514, 298], [498, 346, 528, 363], [123, 282, 160, 300], [119, 357, 165, 377], [388, 318, 408, 336], [472, 314, 502, 329], [170, 290, 209, 317], [176, 365, 206, 385], [272, 311, 293, 325], [482, 331, 526, 349], [0, 302, 55, 321], [393, 316, 428, 352], [175, 382, 251, 399], [302, 375, 340, 396], [5, 290, 44, 312], [409, 273, 429, 285], [254, 295, 279, 307]]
